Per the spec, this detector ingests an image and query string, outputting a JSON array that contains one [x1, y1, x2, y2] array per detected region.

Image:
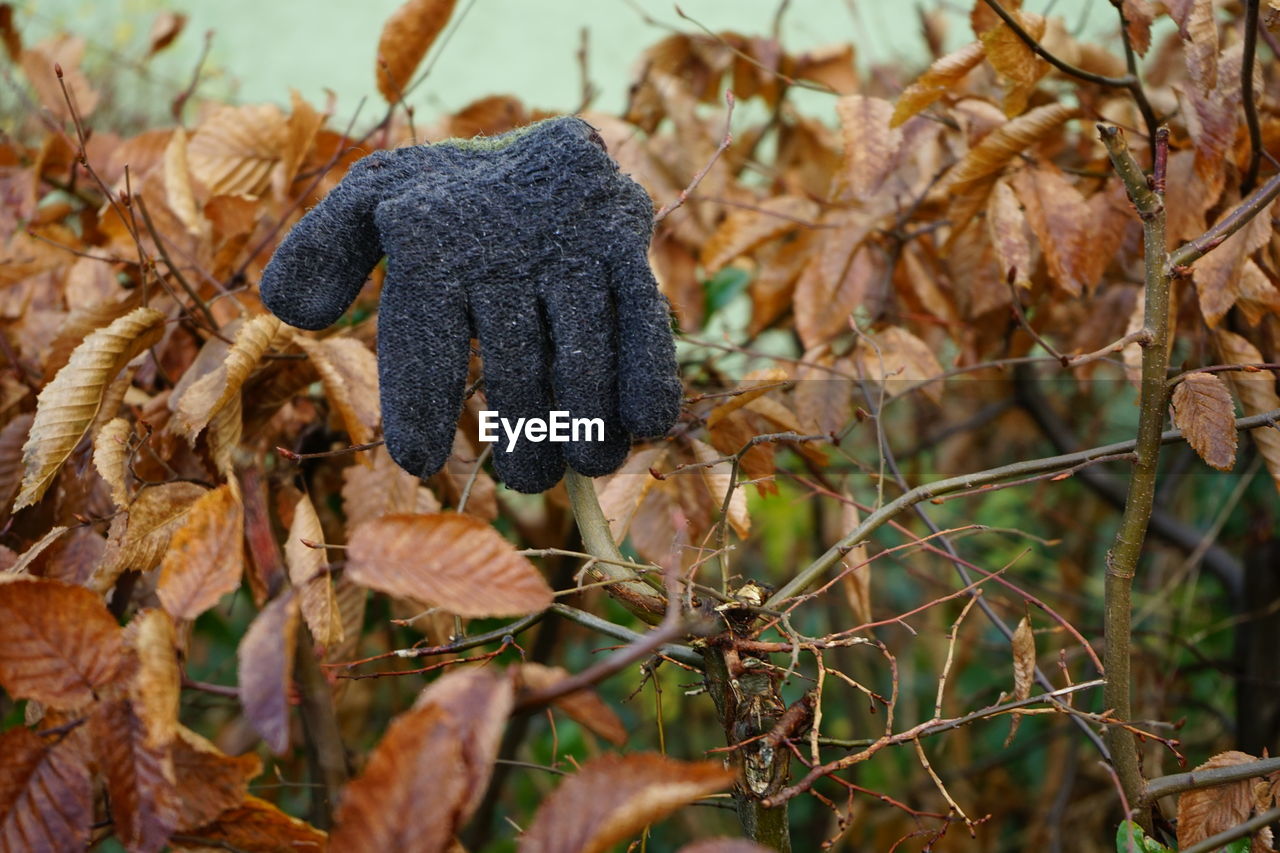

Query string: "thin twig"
[[653, 90, 735, 224], [1241, 0, 1264, 193]]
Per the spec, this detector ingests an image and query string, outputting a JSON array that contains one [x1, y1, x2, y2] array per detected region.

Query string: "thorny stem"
[[1097, 123, 1167, 830]]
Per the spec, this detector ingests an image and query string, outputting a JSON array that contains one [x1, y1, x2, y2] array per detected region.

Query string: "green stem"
[[1097, 124, 1168, 829]]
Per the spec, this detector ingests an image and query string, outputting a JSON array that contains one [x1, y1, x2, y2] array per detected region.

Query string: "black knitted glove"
[[259, 116, 681, 493]]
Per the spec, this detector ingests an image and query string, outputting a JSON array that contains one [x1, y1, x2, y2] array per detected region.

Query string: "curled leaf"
[[1005, 616, 1035, 746], [376, 0, 458, 102], [892, 41, 985, 127], [15, 307, 165, 510]]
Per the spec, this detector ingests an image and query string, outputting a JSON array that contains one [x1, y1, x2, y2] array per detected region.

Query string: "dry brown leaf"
[[14, 306, 164, 510], [691, 437, 750, 538], [837, 95, 902, 200], [1167, 0, 1218, 94], [0, 577, 125, 708], [93, 416, 132, 508], [851, 326, 945, 404], [1192, 199, 1277, 326], [128, 608, 181, 752], [0, 725, 93, 851], [945, 103, 1079, 234], [173, 314, 284, 439], [376, 0, 459, 102], [0, 3, 21, 61], [6, 525, 70, 577], [343, 444, 441, 530], [147, 11, 186, 55], [91, 481, 209, 594], [171, 727, 262, 833], [332, 668, 512, 850], [892, 41, 985, 127], [706, 368, 790, 429], [1216, 330, 1280, 494], [596, 446, 669, 544], [276, 89, 325, 195], [19, 37, 99, 123], [678, 841, 773, 853], [1005, 616, 1035, 746], [91, 698, 181, 853], [1177, 751, 1264, 849], [0, 413, 33, 520], [1012, 164, 1091, 296], [237, 590, 299, 755], [521, 753, 735, 853], [188, 104, 288, 197], [346, 514, 553, 618], [1121, 0, 1155, 55], [980, 10, 1049, 116], [794, 346, 851, 436], [295, 336, 380, 448], [176, 795, 326, 851], [157, 484, 244, 622], [1172, 372, 1238, 471], [986, 178, 1033, 288], [699, 195, 818, 275], [163, 128, 204, 237], [794, 221, 879, 349], [286, 492, 343, 648], [516, 663, 627, 746]]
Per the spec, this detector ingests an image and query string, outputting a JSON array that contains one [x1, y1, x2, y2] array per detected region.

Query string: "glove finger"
[[610, 249, 682, 438], [542, 265, 631, 477], [377, 275, 469, 480], [472, 286, 566, 493]]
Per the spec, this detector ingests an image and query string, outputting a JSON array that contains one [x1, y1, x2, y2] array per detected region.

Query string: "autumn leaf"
[[295, 336, 380, 448], [698, 195, 818, 275], [127, 608, 181, 752], [836, 95, 902, 200], [516, 663, 627, 746], [171, 727, 262, 832], [520, 753, 735, 853], [794, 346, 851, 437], [285, 492, 343, 648], [1011, 163, 1091, 296], [343, 445, 441, 530], [0, 413, 33, 519], [146, 11, 186, 55], [162, 128, 204, 237], [1177, 751, 1265, 850], [331, 667, 512, 851], [1191, 199, 1277, 326], [188, 103, 288, 197], [173, 313, 284, 439], [176, 795, 327, 851], [986, 178, 1033, 288], [92, 416, 132, 507], [237, 590, 300, 755], [892, 41, 985, 127], [1121, 0, 1155, 56], [838, 495, 871, 624], [91, 481, 209, 594], [347, 514, 554, 618], [596, 446, 669, 544], [0, 726, 93, 852], [1172, 372, 1238, 471], [14, 306, 164, 510], [1216, 330, 1280, 494], [850, 326, 945, 404], [980, 10, 1049, 116], [91, 698, 181, 853], [691, 437, 750, 538], [1167, 0, 1218, 94], [944, 102, 1079, 235], [1005, 616, 1035, 746], [157, 484, 245, 622], [0, 577, 125, 708], [19, 36, 99, 123], [679, 842, 773, 853], [376, 0, 458, 102]]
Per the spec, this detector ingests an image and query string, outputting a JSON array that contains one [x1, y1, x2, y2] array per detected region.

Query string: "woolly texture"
[[260, 117, 681, 493]]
